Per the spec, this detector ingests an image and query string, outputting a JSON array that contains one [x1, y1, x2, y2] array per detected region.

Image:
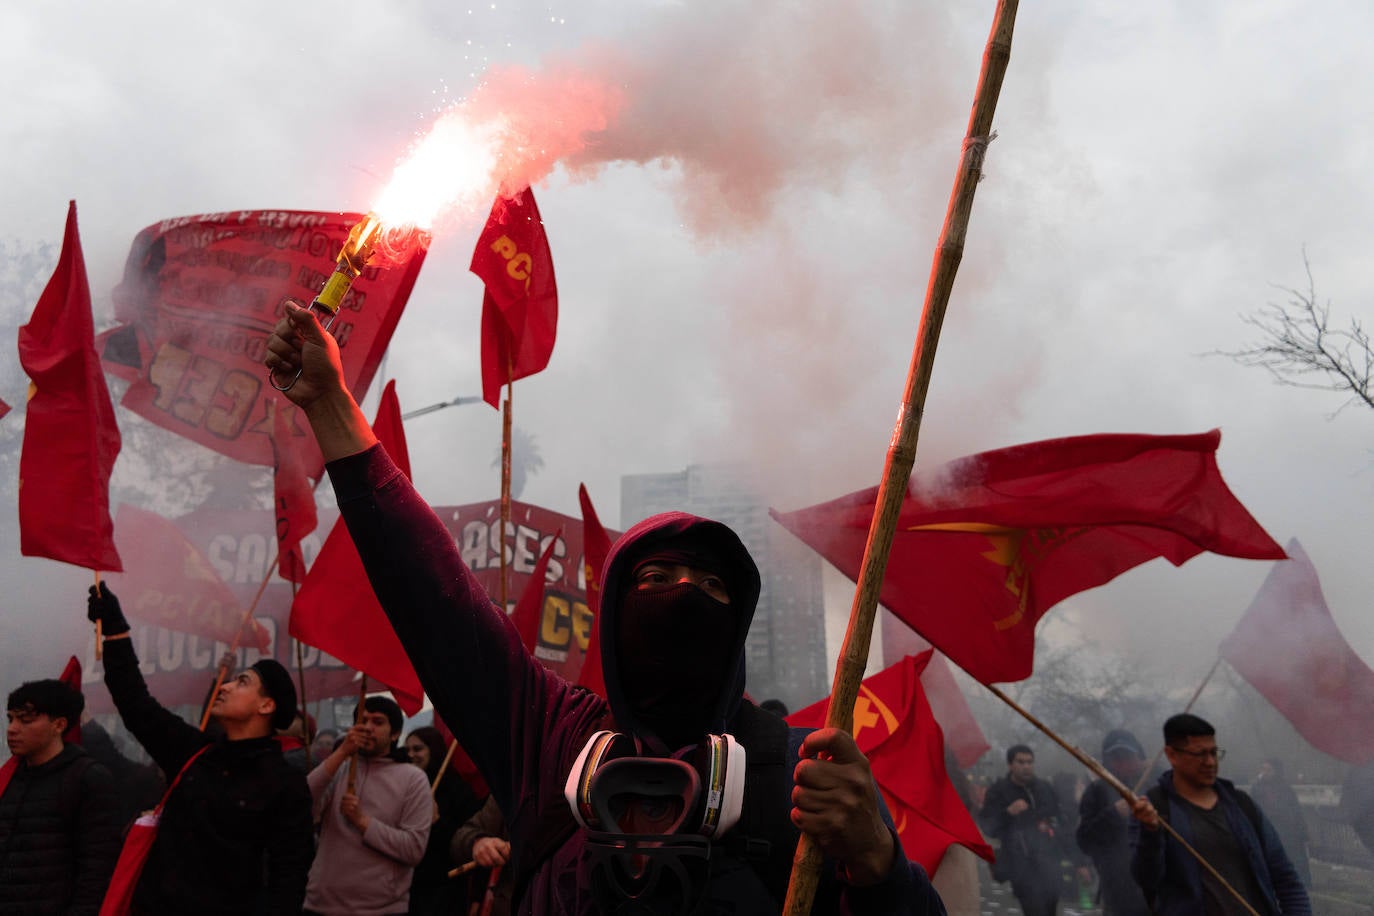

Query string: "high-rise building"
[[620, 465, 828, 712]]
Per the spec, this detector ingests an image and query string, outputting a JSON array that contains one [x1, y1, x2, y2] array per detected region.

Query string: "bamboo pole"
[[782, 2, 1019, 911], [447, 860, 479, 880], [1132, 655, 1221, 794], [346, 675, 368, 795], [983, 683, 1262, 916], [199, 553, 281, 731], [431, 739, 460, 797]]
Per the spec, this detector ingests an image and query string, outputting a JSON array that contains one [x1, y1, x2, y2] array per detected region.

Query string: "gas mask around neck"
[[565, 730, 746, 916]]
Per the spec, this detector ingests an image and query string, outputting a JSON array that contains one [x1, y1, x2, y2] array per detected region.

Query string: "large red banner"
[[98, 209, 426, 467], [82, 497, 612, 712]]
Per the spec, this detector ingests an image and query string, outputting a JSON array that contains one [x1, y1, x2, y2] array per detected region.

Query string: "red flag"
[[272, 400, 318, 583], [58, 656, 83, 745], [881, 617, 989, 769], [510, 528, 564, 652], [772, 431, 1284, 685], [788, 652, 993, 875], [0, 397, 10, 420], [575, 484, 613, 697], [1219, 539, 1374, 765], [106, 505, 270, 649], [17, 201, 122, 572], [97, 210, 426, 466], [470, 188, 558, 407], [290, 382, 424, 714]]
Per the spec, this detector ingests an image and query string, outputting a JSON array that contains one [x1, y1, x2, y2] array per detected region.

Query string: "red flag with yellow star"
[[787, 651, 993, 875], [1220, 539, 1374, 765], [772, 431, 1284, 685]]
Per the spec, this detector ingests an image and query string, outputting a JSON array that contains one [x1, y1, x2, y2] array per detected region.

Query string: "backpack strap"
[[721, 701, 800, 905]]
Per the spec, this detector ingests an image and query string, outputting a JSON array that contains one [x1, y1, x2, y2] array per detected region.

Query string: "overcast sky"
[[4, 1, 1373, 697]]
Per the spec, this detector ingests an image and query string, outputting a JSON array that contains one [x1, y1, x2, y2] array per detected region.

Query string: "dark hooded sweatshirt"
[[329, 443, 944, 915]]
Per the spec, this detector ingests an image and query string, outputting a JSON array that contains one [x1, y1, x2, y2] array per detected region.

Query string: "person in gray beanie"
[[89, 582, 314, 915], [1077, 728, 1150, 916]]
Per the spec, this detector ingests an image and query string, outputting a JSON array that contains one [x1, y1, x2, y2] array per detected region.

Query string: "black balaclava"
[[601, 516, 761, 753]]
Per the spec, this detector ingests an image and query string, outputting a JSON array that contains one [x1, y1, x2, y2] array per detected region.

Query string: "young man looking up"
[[304, 695, 432, 916], [0, 679, 120, 916], [1129, 713, 1310, 916], [87, 583, 315, 915]]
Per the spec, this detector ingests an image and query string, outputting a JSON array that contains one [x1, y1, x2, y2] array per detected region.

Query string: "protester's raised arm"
[[92, 585, 208, 774], [264, 300, 376, 462]]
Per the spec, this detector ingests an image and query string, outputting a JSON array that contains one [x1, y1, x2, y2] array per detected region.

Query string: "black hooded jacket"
[[328, 443, 944, 915], [101, 636, 315, 916], [0, 743, 120, 916]]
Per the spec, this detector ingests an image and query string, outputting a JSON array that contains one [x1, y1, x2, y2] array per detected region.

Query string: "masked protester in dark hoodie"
[[266, 301, 944, 915]]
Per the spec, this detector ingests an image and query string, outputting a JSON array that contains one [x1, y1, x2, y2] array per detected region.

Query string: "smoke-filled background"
[[3, 1, 1373, 769]]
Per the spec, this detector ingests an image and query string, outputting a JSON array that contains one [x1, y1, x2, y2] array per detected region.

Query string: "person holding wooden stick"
[[1076, 729, 1150, 916], [264, 304, 945, 915], [88, 582, 314, 915], [304, 695, 432, 916], [1128, 714, 1311, 916]]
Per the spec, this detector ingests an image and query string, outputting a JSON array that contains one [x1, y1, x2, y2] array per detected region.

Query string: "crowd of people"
[[973, 718, 1316, 916], [0, 299, 1347, 915]]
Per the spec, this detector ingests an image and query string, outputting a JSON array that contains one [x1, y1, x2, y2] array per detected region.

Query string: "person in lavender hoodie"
[[267, 302, 945, 915], [304, 695, 432, 916]]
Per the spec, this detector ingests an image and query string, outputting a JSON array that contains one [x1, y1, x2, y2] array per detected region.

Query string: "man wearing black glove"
[[89, 583, 315, 915]]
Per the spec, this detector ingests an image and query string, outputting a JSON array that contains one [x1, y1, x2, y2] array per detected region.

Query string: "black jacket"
[[101, 636, 315, 916], [980, 774, 1060, 884], [1077, 779, 1149, 916], [0, 743, 120, 916]]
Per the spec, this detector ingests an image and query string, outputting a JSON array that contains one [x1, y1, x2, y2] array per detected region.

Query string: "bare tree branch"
[[1220, 253, 1374, 416]]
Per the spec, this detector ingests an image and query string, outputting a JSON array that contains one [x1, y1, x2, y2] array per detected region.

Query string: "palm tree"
[[493, 426, 544, 499]]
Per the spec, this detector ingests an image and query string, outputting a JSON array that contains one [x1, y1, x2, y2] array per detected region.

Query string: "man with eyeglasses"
[[1128, 713, 1310, 915]]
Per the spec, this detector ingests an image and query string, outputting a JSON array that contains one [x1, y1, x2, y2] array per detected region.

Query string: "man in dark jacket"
[[1076, 729, 1149, 916], [980, 744, 1061, 916], [1, 678, 120, 916], [88, 583, 316, 915], [266, 299, 945, 914], [1128, 714, 1310, 916]]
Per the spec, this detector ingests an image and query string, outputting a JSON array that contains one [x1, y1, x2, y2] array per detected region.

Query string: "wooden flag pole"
[[198, 553, 282, 731], [431, 739, 460, 797], [1132, 655, 1222, 794], [93, 571, 103, 661], [781, 2, 1019, 912], [982, 682, 1261, 916], [498, 360, 514, 611], [346, 675, 368, 795]]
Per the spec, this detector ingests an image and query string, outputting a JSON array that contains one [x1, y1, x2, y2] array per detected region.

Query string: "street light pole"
[[400, 394, 483, 420]]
